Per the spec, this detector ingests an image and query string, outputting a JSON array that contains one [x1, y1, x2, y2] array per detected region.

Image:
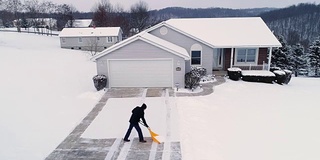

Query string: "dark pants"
[[124, 123, 144, 141]]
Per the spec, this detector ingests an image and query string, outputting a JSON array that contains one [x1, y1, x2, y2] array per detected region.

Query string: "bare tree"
[[56, 4, 77, 30], [130, 1, 149, 33], [0, 0, 14, 27], [85, 37, 103, 56], [4, 0, 22, 31], [40, 1, 57, 35], [24, 0, 40, 33], [92, 0, 114, 27]]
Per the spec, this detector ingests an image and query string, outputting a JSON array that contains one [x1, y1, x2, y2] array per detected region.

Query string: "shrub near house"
[[185, 67, 207, 90], [227, 68, 292, 84]]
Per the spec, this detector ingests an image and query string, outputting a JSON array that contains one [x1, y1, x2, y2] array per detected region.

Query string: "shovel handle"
[[139, 121, 148, 128]]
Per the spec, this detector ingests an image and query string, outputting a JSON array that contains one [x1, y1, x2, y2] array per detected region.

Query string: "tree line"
[[272, 35, 320, 77], [0, 0, 153, 37], [260, 3, 320, 49]]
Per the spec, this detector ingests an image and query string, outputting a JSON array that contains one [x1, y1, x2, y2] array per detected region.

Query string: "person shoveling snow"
[[123, 103, 161, 144], [123, 103, 149, 143]]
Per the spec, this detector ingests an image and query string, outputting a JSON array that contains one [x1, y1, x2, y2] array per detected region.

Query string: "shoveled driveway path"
[[45, 76, 226, 160]]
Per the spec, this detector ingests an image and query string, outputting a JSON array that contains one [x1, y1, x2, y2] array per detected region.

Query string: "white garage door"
[[108, 59, 173, 87]]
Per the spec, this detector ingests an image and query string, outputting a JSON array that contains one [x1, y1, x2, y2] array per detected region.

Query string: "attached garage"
[[92, 32, 190, 88], [108, 59, 173, 87]]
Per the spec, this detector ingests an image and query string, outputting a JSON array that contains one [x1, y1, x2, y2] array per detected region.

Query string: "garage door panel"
[[109, 59, 172, 87]]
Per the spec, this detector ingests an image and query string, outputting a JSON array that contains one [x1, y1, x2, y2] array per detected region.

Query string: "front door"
[[217, 48, 224, 69]]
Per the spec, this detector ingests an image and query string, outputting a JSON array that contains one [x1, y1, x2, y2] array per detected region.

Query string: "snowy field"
[[1, 31, 320, 160], [0, 32, 102, 159]]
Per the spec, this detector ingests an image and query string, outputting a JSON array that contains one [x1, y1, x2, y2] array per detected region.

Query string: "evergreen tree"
[[271, 35, 291, 69], [291, 44, 307, 76], [308, 39, 320, 76]]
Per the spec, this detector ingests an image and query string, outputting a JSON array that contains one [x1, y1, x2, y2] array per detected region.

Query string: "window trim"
[[107, 36, 113, 43], [78, 37, 83, 43], [61, 38, 66, 44], [190, 44, 203, 66], [191, 50, 202, 66], [235, 48, 258, 66]]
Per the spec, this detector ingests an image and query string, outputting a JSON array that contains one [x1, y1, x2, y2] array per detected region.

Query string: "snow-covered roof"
[[92, 32, 190, 61], [150, 17, 281, 48], [59, 27, 122, 37]]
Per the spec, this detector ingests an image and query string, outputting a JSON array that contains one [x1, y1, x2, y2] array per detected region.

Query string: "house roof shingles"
[[164, 17, 281, 48]]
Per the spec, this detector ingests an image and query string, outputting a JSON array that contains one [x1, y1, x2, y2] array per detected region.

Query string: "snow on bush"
[[227, 67, 242, 81], [283, 69, 292, 84], [185, 67, 206, 90], [200, 74, 215, 83], [273, 70, 287, 84], [273, 70, 286, 75], [93, 74, 107, 91], [269, 66, 281, 72], [269, 68, 293, 84], [227, 67, 242, 72], [241, 70, 276, 83]]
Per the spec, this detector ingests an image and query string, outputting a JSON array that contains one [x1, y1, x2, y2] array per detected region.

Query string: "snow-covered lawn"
[[177, 78, 320, 160], [0, 32, 102, 159], [1, 31, 320, 160]]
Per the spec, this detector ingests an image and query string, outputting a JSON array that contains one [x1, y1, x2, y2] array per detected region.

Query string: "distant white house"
[[58, 27, 123, 52], [65, 19, 93, 28]]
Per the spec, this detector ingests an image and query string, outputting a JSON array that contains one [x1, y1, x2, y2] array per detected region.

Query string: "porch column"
[[267, 47, 272, 71], [230, 48, 234, 68]]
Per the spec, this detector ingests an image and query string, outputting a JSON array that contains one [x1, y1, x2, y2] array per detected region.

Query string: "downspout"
[[268, 47, 272, 71], [230, 47, 234, 68]]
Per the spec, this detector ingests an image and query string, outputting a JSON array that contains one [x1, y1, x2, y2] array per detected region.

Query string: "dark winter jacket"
[[129, 105, 149, 127]]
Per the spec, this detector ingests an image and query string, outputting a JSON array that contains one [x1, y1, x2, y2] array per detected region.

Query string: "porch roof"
[[165, 17, 282, 48]]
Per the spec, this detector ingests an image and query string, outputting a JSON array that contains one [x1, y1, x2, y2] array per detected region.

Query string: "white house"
[[92, 17, 281, 88], [59, 27, 123, 52], [65, 19, 93, 28]]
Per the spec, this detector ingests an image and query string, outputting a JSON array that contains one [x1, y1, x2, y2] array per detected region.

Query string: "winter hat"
[[141, 103, 147, 109]]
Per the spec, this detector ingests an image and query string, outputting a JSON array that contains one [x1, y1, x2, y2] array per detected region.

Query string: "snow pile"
[[241, 70, 275, 76]]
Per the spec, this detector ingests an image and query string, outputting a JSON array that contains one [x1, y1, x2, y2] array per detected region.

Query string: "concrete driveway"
[[45, 77, 226, 160]]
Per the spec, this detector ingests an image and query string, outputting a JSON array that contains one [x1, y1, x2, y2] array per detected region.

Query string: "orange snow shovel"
[[139, 121, 161, 144]]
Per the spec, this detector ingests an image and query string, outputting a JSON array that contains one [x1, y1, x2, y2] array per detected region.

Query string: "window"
[[236, 48, 257, 63], [107, 37, 113, 43], [62, 38, 66, 43], [78, 37, 83, 43], [191, 51, 201, 65]]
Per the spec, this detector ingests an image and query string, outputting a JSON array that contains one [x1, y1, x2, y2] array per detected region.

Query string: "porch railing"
[[233, 61, 269, 70]]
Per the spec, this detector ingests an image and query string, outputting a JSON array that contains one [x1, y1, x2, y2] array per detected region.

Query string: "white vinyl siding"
[[108, 59, 173, 87], [61, 38, 66, 43]]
